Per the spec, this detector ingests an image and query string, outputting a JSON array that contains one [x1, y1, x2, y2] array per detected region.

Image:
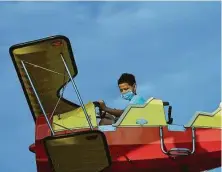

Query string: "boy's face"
[[118, 83, 136, 94]]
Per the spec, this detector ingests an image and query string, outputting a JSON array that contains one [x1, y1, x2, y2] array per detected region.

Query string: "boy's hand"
[[98, 100, 107, 110]]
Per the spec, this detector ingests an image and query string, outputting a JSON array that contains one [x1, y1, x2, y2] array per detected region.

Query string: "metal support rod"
[[159, 126, 168, 154], [23, 60, 66, 76], [191, 127, 196, 154], [49, 97, 61, 120], [60, 54, 93, 130], [159, 126, 196, 155], [21, 61, 55, 135]]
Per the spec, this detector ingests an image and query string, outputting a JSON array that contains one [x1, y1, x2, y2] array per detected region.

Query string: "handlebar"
[[93, 101, 106, 118], [163, 101, 173, 124]]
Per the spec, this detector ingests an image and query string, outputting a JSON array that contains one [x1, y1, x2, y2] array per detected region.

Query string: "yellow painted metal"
[[53, 97, 221, 130], [185, 105, 222, 128], [53, 102, 98, 131], [116, 98, 168, 127], [10, 36, 79, 118], [44, 131, 111, 172]]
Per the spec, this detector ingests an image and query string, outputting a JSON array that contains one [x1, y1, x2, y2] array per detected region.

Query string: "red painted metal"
[[32, 115, 221, 172]]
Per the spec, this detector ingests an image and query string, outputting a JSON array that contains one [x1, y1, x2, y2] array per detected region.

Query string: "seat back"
[[113, 97, 168, 127], [185, 105, 221, 128]]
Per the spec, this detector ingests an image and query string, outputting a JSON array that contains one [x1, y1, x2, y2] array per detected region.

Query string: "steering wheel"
[[93, 101, 107, 118]]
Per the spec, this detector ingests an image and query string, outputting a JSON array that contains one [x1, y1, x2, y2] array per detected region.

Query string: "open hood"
[[9, 35, 80, 121]]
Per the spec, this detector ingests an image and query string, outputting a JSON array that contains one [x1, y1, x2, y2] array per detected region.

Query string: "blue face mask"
[[121, 91, 135, 101]]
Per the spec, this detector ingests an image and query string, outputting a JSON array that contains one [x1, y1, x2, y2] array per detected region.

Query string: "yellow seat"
[[113, 97, 168, 127], [52, 102, 98, 131], [185, 104, 222, 128]]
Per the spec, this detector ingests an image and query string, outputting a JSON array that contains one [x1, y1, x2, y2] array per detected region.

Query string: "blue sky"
[[0, 1, 220, 172]]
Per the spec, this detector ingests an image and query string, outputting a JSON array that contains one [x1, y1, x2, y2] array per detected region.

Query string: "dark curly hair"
[[118, 73, 136, 86]]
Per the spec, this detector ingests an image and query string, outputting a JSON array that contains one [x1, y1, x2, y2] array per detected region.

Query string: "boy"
[[98, 73, 146, 125]]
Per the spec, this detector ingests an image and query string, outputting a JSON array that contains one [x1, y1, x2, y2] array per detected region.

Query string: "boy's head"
[[118, 73, 137, 95]]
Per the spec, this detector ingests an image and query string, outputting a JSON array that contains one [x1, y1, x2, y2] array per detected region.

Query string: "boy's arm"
[[103, 107, 124, 117], [98, 100, 124, 117]]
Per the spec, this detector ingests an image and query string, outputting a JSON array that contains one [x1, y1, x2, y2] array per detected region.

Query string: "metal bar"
[[159, 126, 168, 154], [50, 82, 68, 120], [21, 61, 55, 135], [191, 127, 196, 154], [159, 126, 196, 155], [49, 96, 62, 120], [60, 54, 94, 130], [23, 61, 66, 76]]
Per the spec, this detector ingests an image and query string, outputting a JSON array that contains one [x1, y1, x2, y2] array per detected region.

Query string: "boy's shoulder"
[[129, 94, 146, 105]]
